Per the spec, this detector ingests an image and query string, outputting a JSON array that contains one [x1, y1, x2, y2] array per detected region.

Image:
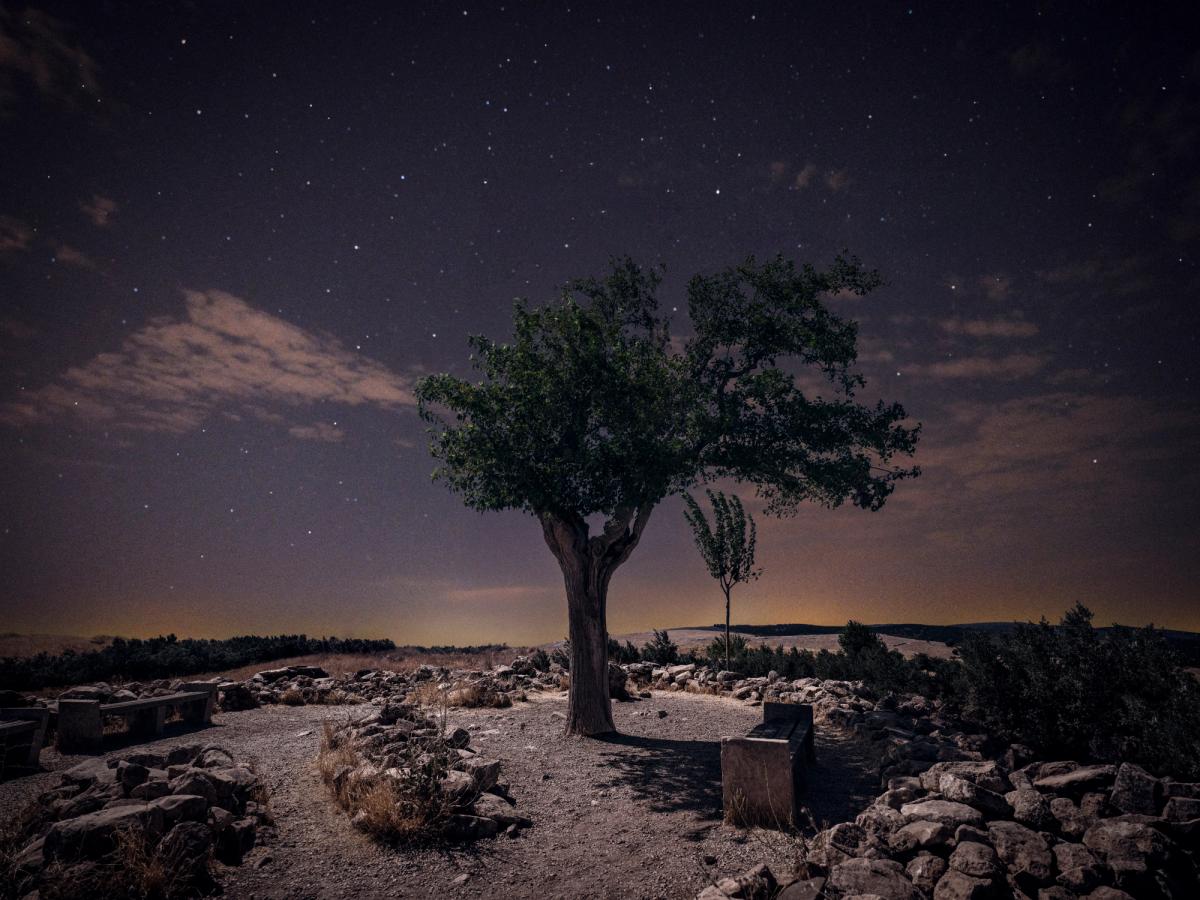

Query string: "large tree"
[[416, 255, 920, 736]]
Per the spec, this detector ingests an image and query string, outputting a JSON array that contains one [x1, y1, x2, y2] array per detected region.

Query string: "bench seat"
[[57, 682, 217, 754], [0, 708, 51, 771], [721, 701, 815, 827]]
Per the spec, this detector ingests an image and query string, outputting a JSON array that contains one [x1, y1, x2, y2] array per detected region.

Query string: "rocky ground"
[[1, 691, 881, 900]]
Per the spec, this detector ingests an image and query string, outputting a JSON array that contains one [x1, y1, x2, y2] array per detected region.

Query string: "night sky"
[[2, 2, 1199, 645]]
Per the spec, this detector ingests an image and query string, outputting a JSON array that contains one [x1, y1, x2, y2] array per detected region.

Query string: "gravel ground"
[[2, 691, 881, 900]]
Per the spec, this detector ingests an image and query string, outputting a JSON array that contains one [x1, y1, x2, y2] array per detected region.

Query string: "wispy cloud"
[[288, 422, 345, 443], [80, 194, 117, 227], [0, 215, 33, 253], [912, 352, 1048, 380], [0, 7, 101, 109], [939, 317, 1038, 338], [1, 289, 416, 434], [51, 241, 97, 269]]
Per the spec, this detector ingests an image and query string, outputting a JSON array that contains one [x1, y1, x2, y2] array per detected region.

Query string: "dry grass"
[[279, 688, 306, 706], [316, 719, 456, 845]]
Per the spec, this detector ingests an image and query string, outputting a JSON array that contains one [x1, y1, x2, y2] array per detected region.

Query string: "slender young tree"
[[683, 490, 760, 671], [417, 254, 920, 736]]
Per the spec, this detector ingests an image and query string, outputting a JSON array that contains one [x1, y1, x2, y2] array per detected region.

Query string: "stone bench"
[[0, 708, 51, 772], [721, 701, 815, 827], [57, 682, 218, 753]]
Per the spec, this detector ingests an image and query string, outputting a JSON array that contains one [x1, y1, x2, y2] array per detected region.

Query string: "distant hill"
[[697, 621, 1200, 666]]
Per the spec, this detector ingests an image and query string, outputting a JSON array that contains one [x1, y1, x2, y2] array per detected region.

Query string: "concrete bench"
[[721, 701, 816, 827], [0, 708, 51, 772], [58, 682, 218, 754]]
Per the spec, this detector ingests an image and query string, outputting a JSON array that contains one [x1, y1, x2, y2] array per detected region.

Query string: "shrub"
[[279, 688, 305, 706], [607, 637, 641, 664], [527, 648, 550, 671], [317, 719, 455, 845], [641, 629, 679, 664], [956, 604, 1200, 779]]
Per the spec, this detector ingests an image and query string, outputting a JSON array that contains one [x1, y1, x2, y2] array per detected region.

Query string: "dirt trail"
[[2, 692, 880, 900]]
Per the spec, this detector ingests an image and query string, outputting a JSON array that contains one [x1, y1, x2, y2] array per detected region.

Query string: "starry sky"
[[2, 2, 1199, 646]]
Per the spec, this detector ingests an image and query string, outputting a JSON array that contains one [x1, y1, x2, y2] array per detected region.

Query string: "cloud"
[[51, 241, 97, 269], [1, 289, 416, 433], [913, 352, 1048, 380], [80, 194, 117, 226], [979, 274, 1011, 302], [0, 7, 101, 109], [0, 214, 33, 253], [793, 163, 817, 189], [1038, 256, 1153, 296], [288, 422, 345, 443], [939, 317, 1038, 338], [825, 169, 852, 192]]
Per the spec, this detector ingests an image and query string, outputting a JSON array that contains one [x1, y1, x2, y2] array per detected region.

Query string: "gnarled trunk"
[[541, 505, 653, 736]]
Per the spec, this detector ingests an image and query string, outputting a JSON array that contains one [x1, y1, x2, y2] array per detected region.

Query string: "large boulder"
[[949, 841, 1002, 879], [157, 821, 214, 891], [1034, 764, 1117, 796], [1006, 788, 1053, 829], [987, 820, 1053, 889], [827, 858, 920, 900], [1110, 763, 1161, 816], [900, 800, 985, 829], [608, 662, 631, 700], [1083, 819, 1172, 880], [939, 774, 1012, 819], [906, 854, 947, 893], [933, 869, 993, 900], [44, 804, 166, 861]]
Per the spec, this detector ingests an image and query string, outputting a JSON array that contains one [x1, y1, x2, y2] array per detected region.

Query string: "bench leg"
[[57, 701, 103, 754]]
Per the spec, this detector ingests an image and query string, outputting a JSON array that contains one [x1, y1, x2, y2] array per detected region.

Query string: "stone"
[[1049, 796, 1091, 839], [706, 862, 777, 900], [117, 761, 149, 790], [158, 821, 214, 890], [1163, 781, 1200, 799], [461, 757, 502, 793], [44, 803, 166, 861], [1082, 819, 1171, 879], [1164, 796, 1200, 821], [776, 877, 826, 900], [170, 770, 219, 806], [471, 791, 532, 827], [152, 793, 209, 825], [987, 820, 1053, 888], [1033, 764, 1117, 796], [933, 869, 993, 900], [1083, 889, 1136, 900], [1006, 789, 1053, 830], [949, 841, 1002, 879], [890, 820, 952, 854], [442, 814, 500, 841], [130, 779, 172, 801], [920, 761, 1009, 794], [906, 854, 947, 892], [216, 817, 257, 864], [939, 774, 1012, 819], [856, 804, 905, 837], [828, 858, 920, 900], [900, 800, 985, 829], [62, 758, 117, 787], [608, 661, 631, 700], [1109, 763, 1160, 816]]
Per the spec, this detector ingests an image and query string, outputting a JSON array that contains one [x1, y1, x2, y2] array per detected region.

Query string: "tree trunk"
[[541, 506, 653, 737], [724, 585, 732, 672]]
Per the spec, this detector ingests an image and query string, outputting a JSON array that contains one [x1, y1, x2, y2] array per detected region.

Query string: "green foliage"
[[705, 633, 750, 665], [0, 635, 397, 691], [955, 604, 1200, 779], [641, 629, 679, 664], [683, 490, 760, 589], [838, 620, 884, 655], [607, 637, 641, 664], [416, 253, 920, 525]]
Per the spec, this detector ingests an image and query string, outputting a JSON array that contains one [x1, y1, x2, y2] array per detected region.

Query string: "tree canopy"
[[416, 254, 920, 526]]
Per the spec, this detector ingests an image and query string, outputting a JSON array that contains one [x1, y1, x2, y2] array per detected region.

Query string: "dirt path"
[[3, 692, 881, 900]]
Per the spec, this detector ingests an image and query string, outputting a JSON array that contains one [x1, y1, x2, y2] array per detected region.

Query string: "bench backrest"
[[100, 691, 208, 714]]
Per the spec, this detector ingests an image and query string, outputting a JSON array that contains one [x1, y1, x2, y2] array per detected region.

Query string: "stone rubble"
[[7, 743, 269, 898], [318, 700, 530, 843]]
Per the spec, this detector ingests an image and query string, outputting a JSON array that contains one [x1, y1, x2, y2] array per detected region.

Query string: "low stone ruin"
[[6, 743, 268, 899], [318, 701, 530, 843], [701, 756, 1200, 899]]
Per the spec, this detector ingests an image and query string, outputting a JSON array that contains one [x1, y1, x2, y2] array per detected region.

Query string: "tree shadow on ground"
[[593, 727, 880, 835], [594, 732, 724, 820]]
